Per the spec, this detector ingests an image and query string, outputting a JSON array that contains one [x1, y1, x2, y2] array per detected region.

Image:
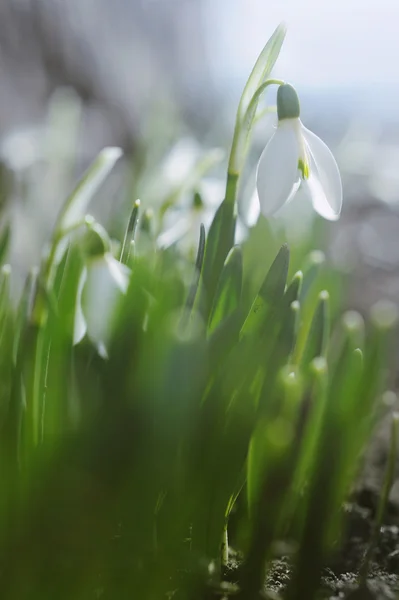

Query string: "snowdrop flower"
[[74, 252, 130, 357], [256, 84, 342, 221]]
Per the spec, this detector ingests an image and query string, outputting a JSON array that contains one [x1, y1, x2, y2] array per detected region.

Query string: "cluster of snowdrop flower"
[[256, 83, 342, 222], [73, 82, 343, 355]]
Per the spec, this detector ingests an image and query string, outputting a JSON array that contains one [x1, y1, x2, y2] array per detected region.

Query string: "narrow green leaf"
[[239, 23, 287, 119], [248, 368, 302, 516], [120, 199, 140, 265], [56, 147, 122, 233], [199, 198, 237, 320], [328, 311, 365, 417], [183, 223, 206, 320], [207, 311, 242, 369], [377, 412, 398, 525], [247, 419, 268, 519], [13, 270, 38, 363], [0, 224, 10, 266], [229, 24, 286, 173], [208, 246, 242, 333], [284, 271, 303, 306], [283, 357, 328, 528], [241, 243, 289, 338], [256, 300, 300, 420], [300, 290, 329, 369], [290, 317, 367, 600], [299, 250, 325, 304], [360, 411, 399, 583], [0, 264, 11, 321], [244, 367, 300, 598], [360, 301, 399, 414]]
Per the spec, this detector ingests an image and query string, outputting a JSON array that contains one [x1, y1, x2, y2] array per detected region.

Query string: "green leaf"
[[0, 224, 10, 267], [0, 264, 11, 322], [183, 223, 206, 320], [208, 246, 242, 333], [257, 300, 300, 414], [244, 367, 301, 597], [291, 313, 368, 600], [229, 24, 286, 173], [299, 250, 325, 304], [300, 290, 330, 369], [207, 311, 242, 368], [241, 243, 289, 338], [284, 271, 303, 306], [33, 149, 123, 325], [198, 197, 237, 320], [56, 147, 122, 234], [360, 411, 399, 583], [239, 23, 286, 120], [247, 419, 269, 518], [359, 300, 399, 415], [284, 357, 328, 527], [40, 246, 84, 440], [341, 300, 398, 454], [120, 199, 141, 265]]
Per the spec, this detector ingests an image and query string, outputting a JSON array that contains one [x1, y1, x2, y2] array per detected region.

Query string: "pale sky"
[[205, 0, 399, 89]]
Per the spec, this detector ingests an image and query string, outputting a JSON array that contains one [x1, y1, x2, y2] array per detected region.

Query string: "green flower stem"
[[225, 171, 239, 205], [227, 78, 284, 183], [243, 78, 284, 131], [200, 78, 284, 319], [221, 522, 229, 568]]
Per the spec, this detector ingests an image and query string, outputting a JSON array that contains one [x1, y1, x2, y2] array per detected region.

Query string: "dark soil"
[[219, 492, 399, 600]]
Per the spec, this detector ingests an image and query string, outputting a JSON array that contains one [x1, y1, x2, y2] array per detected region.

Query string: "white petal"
[[82, 254, 130, 350], [256, 122, 300, 217], [303, 176, 339, 221], [73, 268, 87, 345], [285, 179, 301, 204], [302, 126, 342, 220]]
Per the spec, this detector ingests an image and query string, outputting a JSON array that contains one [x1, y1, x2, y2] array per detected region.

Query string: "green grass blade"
[[56, 147, 122, 234], [284, 270, 303, 305], [0, 223, 10, 266], [120, 199, 140, 265], [183, 223, 206, 320], [299, 290, 330, 369], [198, 197, 237, 320], [208, 246, 242, 333], [241, 243, 290, 338], [239, 23, 287, 120]]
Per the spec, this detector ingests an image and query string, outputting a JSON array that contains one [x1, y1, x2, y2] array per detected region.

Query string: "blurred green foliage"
[[0, 23, 396, 600]]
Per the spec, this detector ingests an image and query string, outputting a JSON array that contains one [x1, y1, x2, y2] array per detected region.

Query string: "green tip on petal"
[[277, 84, 300, 121], [298, 158, 309, 179]]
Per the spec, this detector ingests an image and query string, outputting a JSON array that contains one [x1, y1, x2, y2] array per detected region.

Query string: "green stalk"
[[227, 78, 284, 197], [201, 79, 283, 319], [225, 171, 239, 206], [221, 522, 229, 568], [359, 412, 399, 585]]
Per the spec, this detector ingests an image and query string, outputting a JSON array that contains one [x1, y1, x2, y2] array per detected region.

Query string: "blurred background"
[[1, 0, 399, 311]]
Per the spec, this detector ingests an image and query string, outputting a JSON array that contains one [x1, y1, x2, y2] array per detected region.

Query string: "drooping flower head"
[[73, 220, 131, 357], [256, 83, 342, 221]]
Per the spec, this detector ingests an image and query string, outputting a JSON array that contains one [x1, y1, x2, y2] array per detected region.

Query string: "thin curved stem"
[[227, 78, 284, 198]]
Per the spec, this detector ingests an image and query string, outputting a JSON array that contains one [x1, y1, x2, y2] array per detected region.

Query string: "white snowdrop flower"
[[256, 84, 343, 221], [74, 253, 130, 356]]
